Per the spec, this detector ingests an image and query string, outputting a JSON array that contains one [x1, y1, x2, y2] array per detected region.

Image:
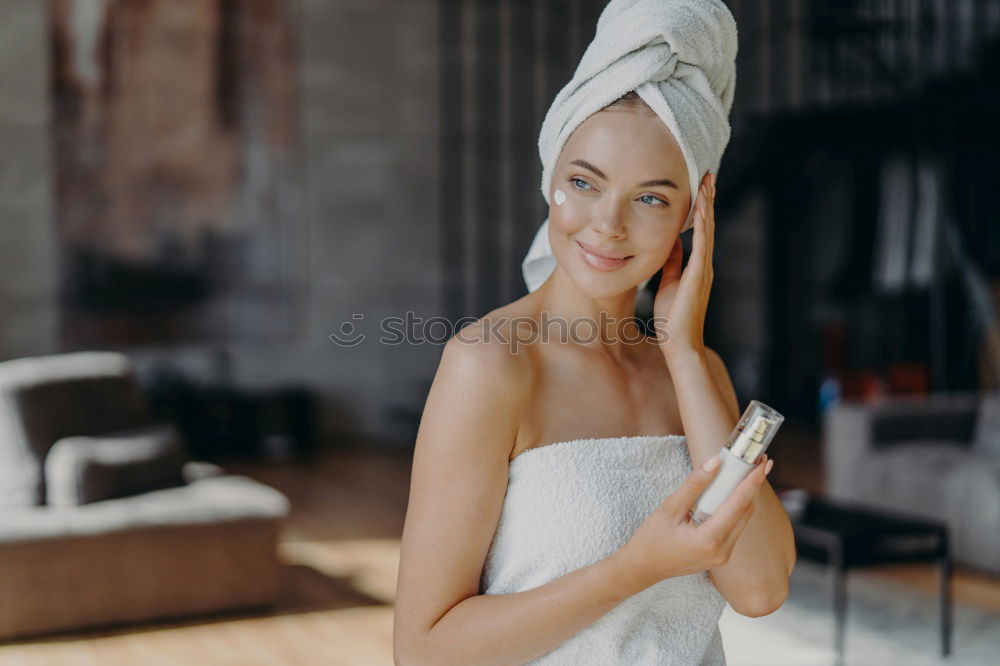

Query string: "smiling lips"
[[576, 239, 634, 271]]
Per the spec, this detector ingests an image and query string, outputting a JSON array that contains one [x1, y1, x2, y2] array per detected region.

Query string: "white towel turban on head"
[[521, 0, 738, 293]]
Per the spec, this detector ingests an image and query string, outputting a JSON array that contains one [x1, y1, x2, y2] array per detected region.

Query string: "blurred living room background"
[[0, 0, 998, 664]]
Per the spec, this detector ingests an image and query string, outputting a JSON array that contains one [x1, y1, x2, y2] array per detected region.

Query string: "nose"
[[590, 197, 628, 239]]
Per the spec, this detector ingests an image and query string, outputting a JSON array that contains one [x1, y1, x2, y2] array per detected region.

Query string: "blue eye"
[[640, 194, 668, 207], [566, 176, 668, 207]]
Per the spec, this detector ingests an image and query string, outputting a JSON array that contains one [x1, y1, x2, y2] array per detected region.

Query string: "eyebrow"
[[569, 159, 679, 190]]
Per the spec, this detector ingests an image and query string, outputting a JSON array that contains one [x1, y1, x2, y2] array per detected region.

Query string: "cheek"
[[548, 190, 589, 234], [630, 224, 674, 265]]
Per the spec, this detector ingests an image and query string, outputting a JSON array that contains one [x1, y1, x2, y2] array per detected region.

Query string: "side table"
[[781, 490, 951, 665]]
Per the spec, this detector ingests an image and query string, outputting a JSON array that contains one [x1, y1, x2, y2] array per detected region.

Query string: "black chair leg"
[[940, 555, 952, 657], [831, 548, 847, 666]]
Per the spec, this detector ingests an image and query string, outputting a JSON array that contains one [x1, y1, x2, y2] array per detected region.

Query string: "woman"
[[395, 1, 796, 664]]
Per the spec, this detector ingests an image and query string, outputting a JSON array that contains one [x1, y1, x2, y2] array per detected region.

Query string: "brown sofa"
[[0, 351, 290, 641]]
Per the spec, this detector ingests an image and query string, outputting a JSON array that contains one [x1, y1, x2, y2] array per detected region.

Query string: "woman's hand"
[[618, 450, 770, 588], [653, 172, 715, 360]]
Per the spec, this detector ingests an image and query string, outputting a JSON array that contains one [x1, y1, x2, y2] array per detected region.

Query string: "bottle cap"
[[725, 400, 784, 464]]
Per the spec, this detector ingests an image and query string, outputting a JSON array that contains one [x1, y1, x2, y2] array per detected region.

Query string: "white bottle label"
[[694, 447, 753, 518]]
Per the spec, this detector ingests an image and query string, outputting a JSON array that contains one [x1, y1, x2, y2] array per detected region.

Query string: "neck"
[[533, 266, 644, 357]]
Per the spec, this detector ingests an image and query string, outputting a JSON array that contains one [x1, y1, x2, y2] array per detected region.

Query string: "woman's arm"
[[393, 327, 654, 666], [666, 345, 796, 617], [408, 549, 649, 666], [654, 174, 794, 616]]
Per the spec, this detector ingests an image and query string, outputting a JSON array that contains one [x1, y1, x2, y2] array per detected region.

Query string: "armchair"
[[822, 390, 1000, 575], [0, 351, 291, 641]]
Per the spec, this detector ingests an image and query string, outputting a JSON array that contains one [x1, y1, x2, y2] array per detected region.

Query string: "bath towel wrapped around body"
[[479, 435, 728, 665]]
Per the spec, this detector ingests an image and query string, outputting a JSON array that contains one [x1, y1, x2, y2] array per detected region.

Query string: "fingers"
[[700, 175, 715, 284], [665, 454, 723, 519], [689, 186, 706, 273], [707, 173, 715, 264], [688, 174, 714, 280]]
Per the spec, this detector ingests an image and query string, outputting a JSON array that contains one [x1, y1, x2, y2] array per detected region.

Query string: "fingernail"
[[765, 459, 774, 475], [702, 455, 720, 472]]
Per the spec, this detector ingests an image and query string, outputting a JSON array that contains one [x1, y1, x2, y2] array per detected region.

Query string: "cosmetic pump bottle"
[[689, 400, 784, 525]]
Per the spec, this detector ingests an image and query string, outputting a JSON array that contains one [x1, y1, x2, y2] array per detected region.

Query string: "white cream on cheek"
[[554, 188, 567, 206]]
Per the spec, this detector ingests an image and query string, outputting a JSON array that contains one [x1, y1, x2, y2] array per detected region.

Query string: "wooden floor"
[[1, 430, 998, 665]]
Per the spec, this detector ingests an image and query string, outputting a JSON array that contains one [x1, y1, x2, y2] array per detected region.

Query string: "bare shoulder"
[[423, 300, 541, 457], [413, 316, 531, 477], [443, 313, 534, 398], [450, 298, 542, 365]]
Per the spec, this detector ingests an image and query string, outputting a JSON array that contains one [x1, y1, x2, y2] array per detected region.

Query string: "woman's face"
[[548, 106, 691, 297]]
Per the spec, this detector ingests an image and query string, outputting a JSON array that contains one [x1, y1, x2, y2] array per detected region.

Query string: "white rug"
[[719, 560, 1000, 665]]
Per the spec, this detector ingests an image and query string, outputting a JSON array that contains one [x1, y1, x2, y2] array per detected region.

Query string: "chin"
[[567, 267, 645, 298]]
